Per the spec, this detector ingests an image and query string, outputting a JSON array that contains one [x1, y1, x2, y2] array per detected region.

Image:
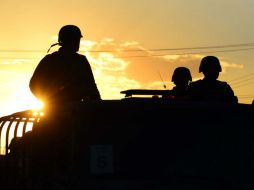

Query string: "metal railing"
[[0, 110, 42, 155]]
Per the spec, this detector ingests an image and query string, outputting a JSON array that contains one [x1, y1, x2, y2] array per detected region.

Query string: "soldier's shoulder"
[[189, 79, 203, 87], [76, 53, 86, 58], [47, 51, 59, 57], [76, 53, 88, 62], [43, 51, 59, 60], [38, 53, 56, 64], [216, 80, 230, 86]]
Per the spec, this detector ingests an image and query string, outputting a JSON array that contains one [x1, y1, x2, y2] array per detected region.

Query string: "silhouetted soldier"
[[28, 25, 101, 187], [30, 25, 101, 105], [163, 67, 192, 100], [188, 56, 237, 103]]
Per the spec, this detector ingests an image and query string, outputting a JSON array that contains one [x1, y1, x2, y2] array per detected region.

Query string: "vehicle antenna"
[[157, 70, 167, 89]]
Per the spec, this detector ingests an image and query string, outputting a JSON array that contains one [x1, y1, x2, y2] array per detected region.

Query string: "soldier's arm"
[[224, 82, 238, 103], [30, 55, 64, 102], [29, 55, 51, 98], [76, 56, 101, 100], [84, 58, 101, 100]]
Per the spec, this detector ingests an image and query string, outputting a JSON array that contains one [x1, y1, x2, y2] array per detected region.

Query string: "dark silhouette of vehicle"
[[0, 93, 254, 189]]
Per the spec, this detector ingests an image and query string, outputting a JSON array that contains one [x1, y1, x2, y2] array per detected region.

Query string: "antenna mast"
[[157, 70, 167, 89]]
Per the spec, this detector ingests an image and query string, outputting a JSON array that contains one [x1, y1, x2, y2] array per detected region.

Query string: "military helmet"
[[171, 67, 192, 82], [199, 56, 222, 73], [58, 25, 83, 44]]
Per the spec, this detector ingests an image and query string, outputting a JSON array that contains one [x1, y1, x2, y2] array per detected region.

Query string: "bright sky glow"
[[0, 0, 254, 116]]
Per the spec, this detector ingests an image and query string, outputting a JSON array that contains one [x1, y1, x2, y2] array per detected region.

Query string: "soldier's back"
[[188, 79, 237, 103]]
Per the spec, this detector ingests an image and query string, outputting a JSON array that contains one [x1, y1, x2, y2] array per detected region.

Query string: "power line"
[[238, 94, 254, 97], [231, 76, 254, 86], [238, 95, 254, 98], [233, 80, 254, 89], [0, 50, 43, 53], [138, 43, 254, 52], [228, 72, 254, 83], [1, 42, 254, 53], [1, 46, 254, 60], [85, 42, 254, 53], [231, 74, 254, 87], [0, 57, 41, 60], [118, 47, 254, 58], [238, 97, 254, 99], [0, 43, 254, 61]]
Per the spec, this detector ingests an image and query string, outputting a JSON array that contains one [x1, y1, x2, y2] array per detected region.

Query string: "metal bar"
[[22, 117, 30, 136], [5, 117, 15, 155], [13, 118, 23, 138], [0, 120, 7, 152], [0, 111, 42, 156]]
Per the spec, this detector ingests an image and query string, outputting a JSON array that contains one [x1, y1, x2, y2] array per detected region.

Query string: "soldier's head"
[[58, 25, 83, 52], [199, 56, 222, 80], [172, 67, 192, 87]]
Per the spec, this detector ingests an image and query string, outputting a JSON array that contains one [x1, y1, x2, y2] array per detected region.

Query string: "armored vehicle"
[[0, 90, 254, 189]]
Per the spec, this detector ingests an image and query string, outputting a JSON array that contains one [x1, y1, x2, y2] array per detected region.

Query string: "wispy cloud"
[[1, 59, 33, 65], [120, 41, 139, 47], [0, 38, 245, 116], [220, 60, 244, 72], [78, 38, 244, 99], [79, 39, 141, 99]]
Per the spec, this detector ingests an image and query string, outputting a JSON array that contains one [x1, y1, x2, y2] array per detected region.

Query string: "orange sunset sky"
[[0, 0, 254, 116]]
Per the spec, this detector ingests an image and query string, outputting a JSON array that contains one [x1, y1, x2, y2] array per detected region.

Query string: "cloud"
[[89, 52, 129, 72], [79, 39, 142, 99], [0, 37, 248, 117], [77, 38, 244, 99], [0, 37, 245, 109], [220, 60, 244, 72], [120, 41, 139, 47], [0, 59, 33, 65], [162, 55, 181, 61], [0, 58, 38, 75]]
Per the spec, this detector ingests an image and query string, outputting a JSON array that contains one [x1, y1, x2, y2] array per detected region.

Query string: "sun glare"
[[8, 89, 45, 116], [31, 99, 44, 110]]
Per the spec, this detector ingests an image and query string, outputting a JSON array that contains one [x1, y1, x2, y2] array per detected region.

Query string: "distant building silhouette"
[[188, 56, 237, 103], [163, 67, 192, 100], [30, 25, 101, 105]]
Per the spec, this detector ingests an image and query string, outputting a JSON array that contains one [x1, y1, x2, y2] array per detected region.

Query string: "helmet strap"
[[47, 43, 59, 53]]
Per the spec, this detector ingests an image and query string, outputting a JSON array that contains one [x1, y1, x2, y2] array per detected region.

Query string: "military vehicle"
[[0, 90, 253, 189]]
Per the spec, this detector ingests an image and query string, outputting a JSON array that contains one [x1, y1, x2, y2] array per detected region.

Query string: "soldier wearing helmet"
[[172, 67, 192, 86], [163, 67, 192, 100], [30, 25, 101, 105], [188, 56, 237, 103]]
